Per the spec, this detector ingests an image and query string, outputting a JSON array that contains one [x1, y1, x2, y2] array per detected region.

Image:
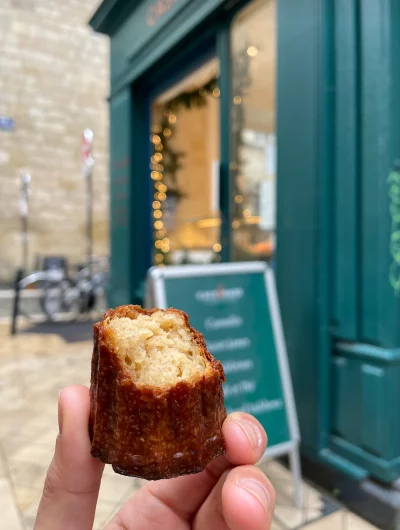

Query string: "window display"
[[150, 59, 221, 265]]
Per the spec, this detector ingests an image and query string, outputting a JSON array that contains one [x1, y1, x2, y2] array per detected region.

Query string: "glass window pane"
[[150, 59, 221, 266], [231, 0, 276, 263]]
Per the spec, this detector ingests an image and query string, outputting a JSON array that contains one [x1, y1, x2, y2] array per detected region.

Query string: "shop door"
[[148, 58, 221, 267]]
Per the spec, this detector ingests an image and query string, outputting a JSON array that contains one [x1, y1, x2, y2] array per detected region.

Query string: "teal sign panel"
[[148, 263, 297, 450]]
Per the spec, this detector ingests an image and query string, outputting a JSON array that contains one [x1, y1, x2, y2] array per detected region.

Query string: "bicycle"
[[40, 257, 109, 322]]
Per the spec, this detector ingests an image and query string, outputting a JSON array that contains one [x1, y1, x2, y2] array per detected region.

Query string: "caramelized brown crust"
[[90, 305, 227, 480]]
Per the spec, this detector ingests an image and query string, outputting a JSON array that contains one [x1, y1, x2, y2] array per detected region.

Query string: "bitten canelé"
[[89, 305, 227, 480]]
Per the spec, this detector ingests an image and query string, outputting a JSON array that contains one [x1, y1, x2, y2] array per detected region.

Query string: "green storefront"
[[90, 0, 400, 526]]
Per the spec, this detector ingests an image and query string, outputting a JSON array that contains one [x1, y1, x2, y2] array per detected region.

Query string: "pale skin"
[[34, 385, 275, 530]]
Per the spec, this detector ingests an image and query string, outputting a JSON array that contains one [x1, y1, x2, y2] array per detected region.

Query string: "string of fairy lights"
[[150, 78, 220, 266], [150, 44, 258, 266], [150, 111, 175, 265]]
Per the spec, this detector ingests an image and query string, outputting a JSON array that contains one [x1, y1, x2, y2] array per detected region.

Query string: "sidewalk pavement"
[[0, 322, 378, 530]]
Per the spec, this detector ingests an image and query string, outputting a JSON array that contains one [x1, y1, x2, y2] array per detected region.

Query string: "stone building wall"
[[0, 0, 109, 283]]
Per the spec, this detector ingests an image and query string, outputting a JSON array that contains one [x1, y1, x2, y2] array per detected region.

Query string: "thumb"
[[34, 385, 104, 530]]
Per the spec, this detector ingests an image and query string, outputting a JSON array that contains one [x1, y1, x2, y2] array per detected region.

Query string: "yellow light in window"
[[213, 243, 222, 252], [197, 218, 221, 228], [213, 88, 220, 98], [233, 96, 242, 105], [158, 192, 167, 201], [155, 253, 164, 263], [232, 220, 240, 229], [162, 238, 170, 245], [153, 153, 163, 162], [154, 221, 163, 229], [152, 201, 161, 209], [151, 134, 161, 144], [247, 45, 258, 57], [234, 194, 243, 204], [155, 144, 163, 151], [155, 240, 162, 249], [151, 171, 162, 181], [163, 128, 171, 137], [243, 209, 251, 217], [161, 244, 170, 253], [159, 184, 167, 193], [168, 114, 177, 124], [153, 210, 162, 219]]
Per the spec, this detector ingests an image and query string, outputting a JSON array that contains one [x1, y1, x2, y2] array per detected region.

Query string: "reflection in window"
[[150, 59, 221, 266], [231, 0, 276, 262]]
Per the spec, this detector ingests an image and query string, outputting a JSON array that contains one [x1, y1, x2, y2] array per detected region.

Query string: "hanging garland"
[[151, 77, 219, 198], [150, 78, 219, 265], [150, 49, 252, 266]]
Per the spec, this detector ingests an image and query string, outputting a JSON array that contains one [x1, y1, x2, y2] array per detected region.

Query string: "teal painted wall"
[[329, 0, 400, 481], [333, 0, 359, 341], [276, 0, 323, 450], [108, 88, 134, 308], [277, 0, 400, 478], [332, 346, 400, 463], [332, 0, 400, 349], [359, 0, 400, 349], [108, 85, 152, 306]]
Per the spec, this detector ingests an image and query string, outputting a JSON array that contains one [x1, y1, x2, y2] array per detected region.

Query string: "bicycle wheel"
[[40, 280, 80, 322]]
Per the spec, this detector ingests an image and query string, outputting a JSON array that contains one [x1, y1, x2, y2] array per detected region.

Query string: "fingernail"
[[231, 415, 262, 449], [58, 389, 64, 435], [236, 478, 270, 513]]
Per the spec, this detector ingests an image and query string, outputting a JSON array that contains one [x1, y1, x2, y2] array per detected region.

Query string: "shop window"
[[231, 0, 276, 263], [150, 58, 221, 266]]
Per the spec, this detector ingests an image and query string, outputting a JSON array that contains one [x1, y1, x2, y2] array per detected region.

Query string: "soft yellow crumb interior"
[[106, 311, 206, 387]]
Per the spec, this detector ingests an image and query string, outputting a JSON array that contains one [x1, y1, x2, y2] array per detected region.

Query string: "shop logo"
[[146, 0, 178, 27], [195, 284, 244, 305]]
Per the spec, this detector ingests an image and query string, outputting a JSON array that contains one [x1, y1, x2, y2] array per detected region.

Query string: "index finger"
[[108, 412, 267, 528]]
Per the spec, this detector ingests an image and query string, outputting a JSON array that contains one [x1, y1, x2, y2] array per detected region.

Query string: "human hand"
[[34, 385, 275, 530]]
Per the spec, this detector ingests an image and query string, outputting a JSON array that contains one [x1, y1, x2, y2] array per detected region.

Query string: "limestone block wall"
[[0, 0, 109, 283]]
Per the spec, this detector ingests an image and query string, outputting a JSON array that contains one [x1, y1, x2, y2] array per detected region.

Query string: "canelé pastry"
[[89, 305, 227, 480]]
